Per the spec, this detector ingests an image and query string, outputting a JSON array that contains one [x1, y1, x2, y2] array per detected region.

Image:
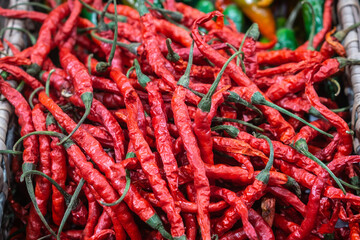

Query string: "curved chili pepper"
[[27, 3, 70, 76], [82, 193, 102, 239], [135, 60, 180, 199], [305, 68, 352, 157], [192, 12, 295, 143], [215, 133, 274, 235], [171, 42, 211, 240], [125, 62, 185, 239], [58, 49, 93, 145], [195, 49, 240, 164], [26, 104, 52, 240], [211, 186, 258, 240], [94, 212, 112, 234], [0, 63, 43, 90], [137, 1, 177, 90], [0, 7, 48, 22], [37, 91, 169, 238], [46, 114, 67, 226]]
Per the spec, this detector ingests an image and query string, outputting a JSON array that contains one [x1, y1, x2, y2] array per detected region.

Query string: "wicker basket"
[[0, 0, 30, 239], [338, 0, 360, 155]]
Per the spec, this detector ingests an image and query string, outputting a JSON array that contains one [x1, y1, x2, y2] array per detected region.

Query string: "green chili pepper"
[[302, 0, 324, 38], [273, 2, 301, 50], [195, 0, 215, 13], [80, 8, 97, 25], [223, 4, 244, 32]]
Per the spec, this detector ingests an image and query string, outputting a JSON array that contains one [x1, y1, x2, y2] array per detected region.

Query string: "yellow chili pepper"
[[233, 0, 276, 39]]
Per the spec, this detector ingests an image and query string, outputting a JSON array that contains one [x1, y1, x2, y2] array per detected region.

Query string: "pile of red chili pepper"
[[1, 0, 360, 239]]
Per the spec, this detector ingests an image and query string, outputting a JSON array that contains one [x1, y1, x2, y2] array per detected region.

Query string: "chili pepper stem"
[[45, 69, 55, 97], [211, 125, 240, 138], [251, 92, 333, 138], [198, 50, 242, 112], [27, 63, 41, 77], [302, 1, 316, 50], [29, 87, 44, 109], [134, 59, 151, 88], [177, 41, 194, 87], [254, 133, 274, 184], [58, 92, 93, 145], [285, 176, 302, 198], [146, 214, 173, 240], [212, 117, 264, 131], [166, 38, 180, 62], [336, 57, 360, 69], [100, 169, 131, 206], [22, 162, 57, 237], [0, 27, 36, 45], [56, 178, 85, 240], [108, 0, 118, 66], [0, 149, 22, 155], [334, 21, 360, 41], [294, 138, 346, 194], [285, 2, 302, 29]]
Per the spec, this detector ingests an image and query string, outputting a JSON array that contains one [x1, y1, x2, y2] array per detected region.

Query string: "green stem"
[[328, 78, 340, 97], [146, 214, 173, 240], [58, 92, 93, 145], [134, 59, 151, 88], [302, 1, 316, 50], [254, 133, 274, 184], [56, 178, 85, 240], [13, 130, 65, 152], [28, 87, 44, 109], [87, 54, 93, 74], [177, 41, 194, 87], [0, 149, 22, 155], [198, 50, 242, 112], [294, 138, 346, 194], [126, 66, 135, 78], [251, 92, 333, 138], [166, 38, 180, 62], [339, 179, 360, 191], [100, 169, 130, 206], [0, 27, 36, 45], [227, 91, 263, 117], [285, 176, 302, 198], [45, 69, 55, 97], [90, 30, 140, 55], [15, 81, 25, 92], [331, 106, 350, 113], [211, 125, 240, 138], [9, 2, 52, 11], [334, 21, 360, 41], [285, 2, 302, 29], [108, 0, 118, 66], [125, 152, 136, 159], [21, 170, 72, 201], [79, 0, 127, 23], [225, 43, 244, 70], [22, 163, 56, 237], [212, 117, 264, 132]]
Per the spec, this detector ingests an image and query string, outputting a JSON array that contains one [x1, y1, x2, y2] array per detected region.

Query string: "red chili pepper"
[[138, 3, 177, 90], [171, 41, 211, 240], [211, 186, 258, 240], [94, 212, 112, 234], [305, 69, 352, 157], [38, 91, 169, 238], [0, 63, 43, 90], [26, 104, 52, 240], [63, 137, 141, 240], [135, 61, 180, 198], [82, 192, 102, 239], [0, 7, 48, 22], [58, 48, 93, 144], [108, 3, 140, 20], [54, 0, 82, 45], [28, 3, 70, 76], [46, 114, 67, 226]]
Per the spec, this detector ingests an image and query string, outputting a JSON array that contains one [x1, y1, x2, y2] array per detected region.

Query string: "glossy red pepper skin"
[[30, 3, 70, 72], [0, 79, 38, 164], [194, 87, 230, 165], [0, 6, 48, 22], [26, 105, 51, 240], [0, 63, 43, 90], [65, 140, 141, 240], [172, 85, 211, 240], [140, 13, 177, 90], [146, 81, 179, 197], [125, 79, 184, 237], [38, 91, 157, 224]]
